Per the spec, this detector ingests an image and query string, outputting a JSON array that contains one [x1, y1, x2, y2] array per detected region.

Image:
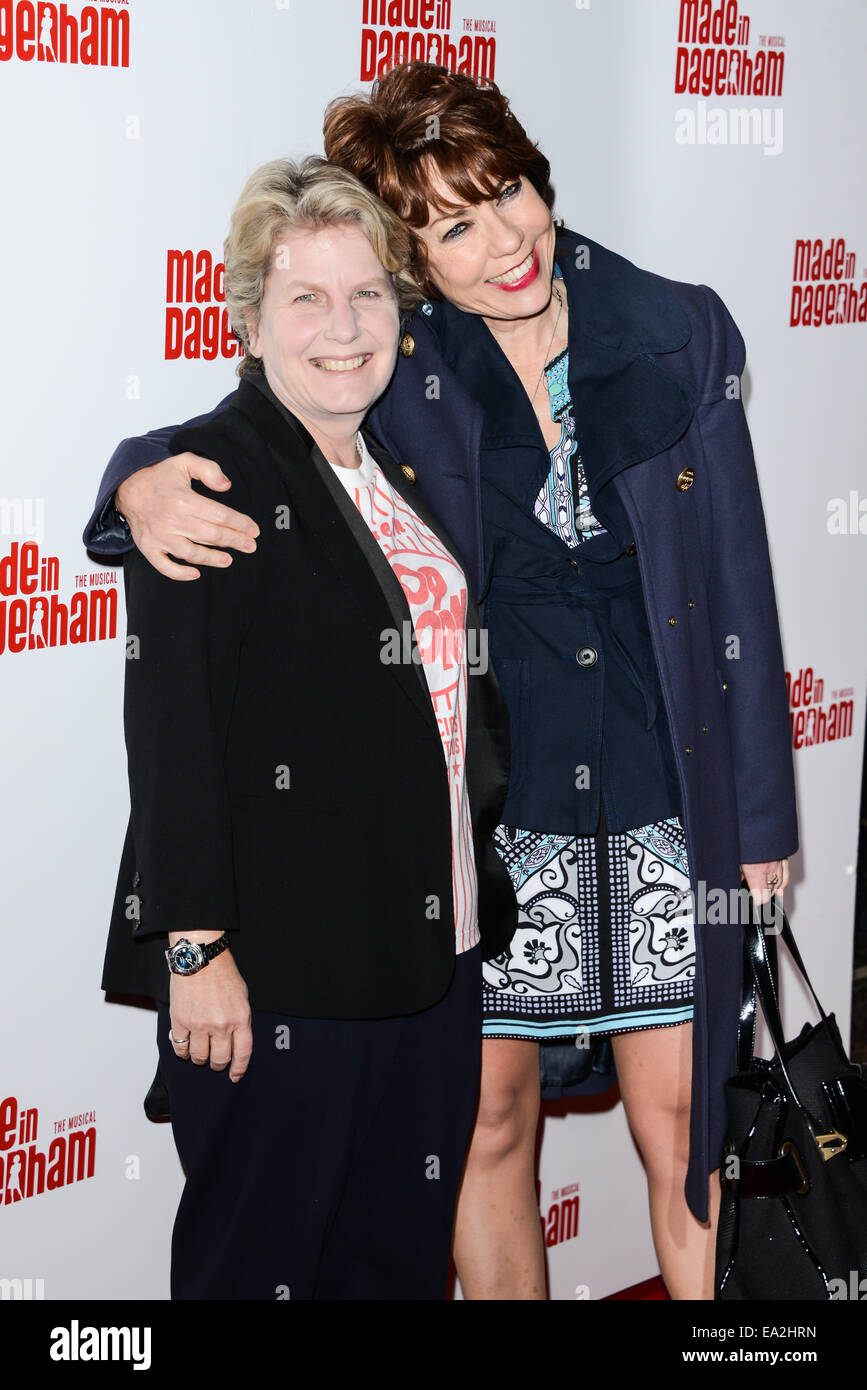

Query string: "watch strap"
[[201, 933, 230, 964]]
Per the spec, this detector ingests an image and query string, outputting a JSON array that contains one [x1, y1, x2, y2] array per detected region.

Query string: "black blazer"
[[102, 373, 516, 1019]]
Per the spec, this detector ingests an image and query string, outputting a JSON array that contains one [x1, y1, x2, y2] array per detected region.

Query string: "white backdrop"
[[1, 0, 865, 1302]]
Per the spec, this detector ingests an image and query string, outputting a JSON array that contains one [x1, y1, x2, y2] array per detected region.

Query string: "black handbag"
[[539, 1035, 615, 1094], [715, 900, 867, 1300], [144, 1062, 171, 1122]]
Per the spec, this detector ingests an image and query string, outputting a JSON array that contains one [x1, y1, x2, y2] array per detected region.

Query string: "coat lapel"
[[368, 319, 486, 597], [363, 431, 473, 574], [413, 228, 697, 518], [557, 229, 696, 499]]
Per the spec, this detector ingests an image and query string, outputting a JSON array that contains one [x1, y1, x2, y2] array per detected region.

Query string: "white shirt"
[[328, 434, 479, 955]]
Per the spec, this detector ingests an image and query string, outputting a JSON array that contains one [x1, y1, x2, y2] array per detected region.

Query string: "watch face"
[[172, 943, 203, 975]]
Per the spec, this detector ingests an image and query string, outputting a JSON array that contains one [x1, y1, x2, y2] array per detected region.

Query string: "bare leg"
[[453, 1037, 547, 1300], [612, 1023, 720, 1300]]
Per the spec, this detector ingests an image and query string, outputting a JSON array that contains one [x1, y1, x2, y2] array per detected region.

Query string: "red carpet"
[[606, 1276, 670, 1300]]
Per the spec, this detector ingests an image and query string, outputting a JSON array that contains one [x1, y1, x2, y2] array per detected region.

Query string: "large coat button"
[[400, 464, 416, 483], [576, 647, 598, 666], [676, 467, 695, 491], [400, 333, 415, 358]]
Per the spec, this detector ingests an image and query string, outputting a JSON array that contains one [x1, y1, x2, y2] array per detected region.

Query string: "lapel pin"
[[400, 333, 416, 357]]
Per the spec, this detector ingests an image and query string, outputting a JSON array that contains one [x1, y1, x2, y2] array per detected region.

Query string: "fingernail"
[[244, 540, 257, 552]]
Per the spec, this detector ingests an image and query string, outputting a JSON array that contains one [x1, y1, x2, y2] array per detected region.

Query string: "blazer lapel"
[[236, 375, 440, 739]]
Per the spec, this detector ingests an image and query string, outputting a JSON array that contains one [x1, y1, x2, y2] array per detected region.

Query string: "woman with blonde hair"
[[100, 153, 515, 1300]]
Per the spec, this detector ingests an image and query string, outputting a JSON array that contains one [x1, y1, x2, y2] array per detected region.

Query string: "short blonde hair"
[[224, 155, 423, 377]]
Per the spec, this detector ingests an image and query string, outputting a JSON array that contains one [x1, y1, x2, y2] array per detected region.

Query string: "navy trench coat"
[[85, 228, 798, 1221]]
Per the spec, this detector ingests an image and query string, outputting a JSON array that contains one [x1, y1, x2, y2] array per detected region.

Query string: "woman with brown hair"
[[85, 64, 796, 1301]]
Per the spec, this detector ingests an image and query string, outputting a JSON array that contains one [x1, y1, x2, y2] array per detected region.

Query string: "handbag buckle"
[[813, 1129, 848, 1161], [780, 1140, 810, 1195]]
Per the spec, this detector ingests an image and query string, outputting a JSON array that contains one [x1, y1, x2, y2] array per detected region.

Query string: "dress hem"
[[481, 1004, 694, 1041]]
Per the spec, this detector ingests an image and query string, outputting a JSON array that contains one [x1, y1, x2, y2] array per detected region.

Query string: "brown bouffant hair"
[[323, 63, 552, 297]]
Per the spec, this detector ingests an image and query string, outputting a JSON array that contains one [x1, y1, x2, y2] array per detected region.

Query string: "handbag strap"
[[739, 896, 836, 1147], [736, 894, 829, 1072], [773, 906, 830, 1025], [737, 914, 769, 1072], [749, 896, 829, 1029], [737, 898, 786, 1070]]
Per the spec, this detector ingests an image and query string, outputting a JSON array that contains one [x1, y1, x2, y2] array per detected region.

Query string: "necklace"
[[530, 283, 565, 405]]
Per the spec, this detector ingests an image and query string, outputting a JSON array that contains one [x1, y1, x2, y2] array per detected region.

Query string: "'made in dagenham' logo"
[[790, 238, 867, 328], [165, 249, 244, 363], [1, 1095, 96, 1206], [361, 0, 496, 83], [0, 537, 117, 656], [0, 1, 130, 67], [675, 0, 783, 96], [539, 1179, 580, 1249], [674, 1, 784, 154]]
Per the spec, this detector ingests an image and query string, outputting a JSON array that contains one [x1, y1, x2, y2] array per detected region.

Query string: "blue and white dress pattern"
[[481, 343, 696, 1040]]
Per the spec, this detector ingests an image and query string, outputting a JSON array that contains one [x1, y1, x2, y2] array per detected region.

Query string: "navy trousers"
[[155, 945, 481, 1300]]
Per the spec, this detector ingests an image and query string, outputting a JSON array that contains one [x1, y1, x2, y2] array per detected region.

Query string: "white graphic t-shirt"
[[328, 434, 478, 956]]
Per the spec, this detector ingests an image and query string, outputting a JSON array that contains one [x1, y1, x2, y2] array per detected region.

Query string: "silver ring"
[[168, 1029, 190, 1046]]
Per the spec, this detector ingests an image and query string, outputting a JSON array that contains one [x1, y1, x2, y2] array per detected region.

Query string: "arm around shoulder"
[[82, 392, 239, 560]]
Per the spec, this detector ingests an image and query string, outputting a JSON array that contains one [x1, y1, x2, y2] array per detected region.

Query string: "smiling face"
[[415, 170, 556, 324], [246, 222, 400, 433]]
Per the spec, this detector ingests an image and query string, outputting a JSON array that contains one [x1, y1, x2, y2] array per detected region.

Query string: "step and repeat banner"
[[0, 0, 865, 1302]]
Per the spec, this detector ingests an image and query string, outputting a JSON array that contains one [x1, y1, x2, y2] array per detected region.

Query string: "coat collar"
[[423, 227, 696, 503]]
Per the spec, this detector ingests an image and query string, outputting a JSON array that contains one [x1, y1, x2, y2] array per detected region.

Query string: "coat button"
[[668, 616, 677, 626], [576, 647, 598, 666], [701, 724, 708, 733], [676, 467, 695, 492], [722, 681, 728, 691], [400, 464, 416, 484], [688, 599, 695, 608], [685, 745, 693, 755], [399, 333, 415, 358], [625, 542, 636, 556]]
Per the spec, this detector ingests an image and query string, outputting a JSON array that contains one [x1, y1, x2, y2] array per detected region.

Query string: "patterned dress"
[[480, 345, 696, 1041]]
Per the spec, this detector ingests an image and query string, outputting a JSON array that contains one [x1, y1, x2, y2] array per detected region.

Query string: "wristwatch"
[[165, 934, 230, 976]]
